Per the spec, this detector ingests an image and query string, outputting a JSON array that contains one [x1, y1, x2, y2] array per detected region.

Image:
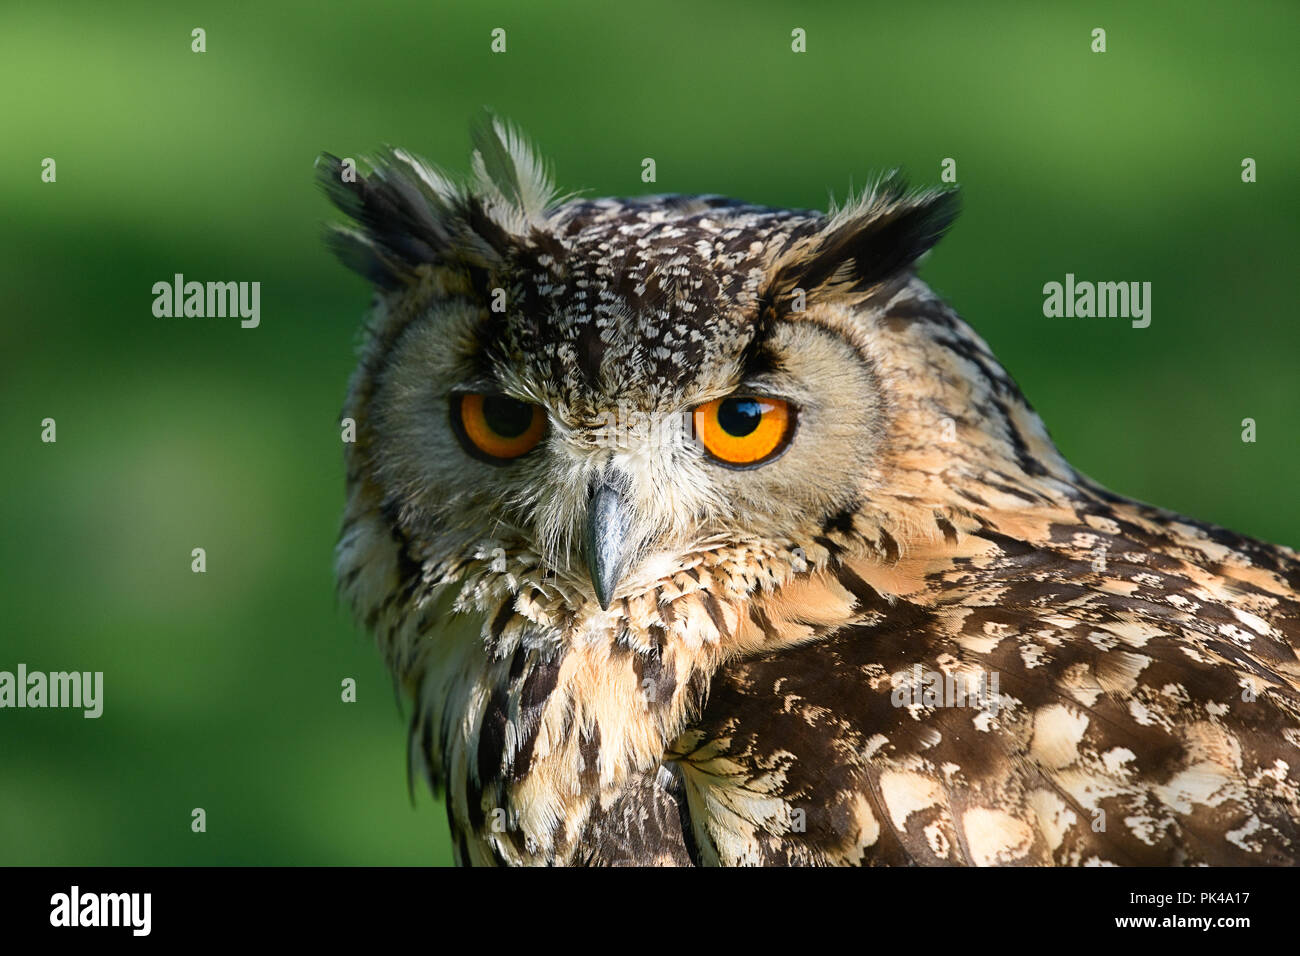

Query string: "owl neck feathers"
[[878, 289, 1092, 561], [412, 538, 852, 863]]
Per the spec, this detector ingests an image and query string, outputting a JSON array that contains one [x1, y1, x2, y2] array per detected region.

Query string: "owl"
[[319, 116, 1300, 866]]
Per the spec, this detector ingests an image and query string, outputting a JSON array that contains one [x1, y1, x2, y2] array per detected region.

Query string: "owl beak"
[[585, 479, 633, 611]]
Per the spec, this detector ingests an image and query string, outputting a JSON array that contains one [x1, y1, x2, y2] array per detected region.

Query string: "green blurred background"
[[1, 0, 1295, 865]]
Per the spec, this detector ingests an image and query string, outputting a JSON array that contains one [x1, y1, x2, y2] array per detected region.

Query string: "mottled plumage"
[[320, 117, 1300, 866]]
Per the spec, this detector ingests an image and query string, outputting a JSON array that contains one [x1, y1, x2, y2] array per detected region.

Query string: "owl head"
[[319, 117, 1057, 662]]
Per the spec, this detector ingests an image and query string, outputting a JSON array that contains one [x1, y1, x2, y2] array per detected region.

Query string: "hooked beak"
[[584, 479, 634, 610]]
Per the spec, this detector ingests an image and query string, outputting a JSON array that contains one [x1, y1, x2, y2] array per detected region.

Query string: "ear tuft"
[[317, 114, 560, 289], [315, 149, 468, 288], [767, 174, 959, 304], [469, 109, 561, 232]]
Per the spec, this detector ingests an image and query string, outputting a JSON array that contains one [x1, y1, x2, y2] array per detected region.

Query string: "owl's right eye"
[[451, 393, 547, 464]]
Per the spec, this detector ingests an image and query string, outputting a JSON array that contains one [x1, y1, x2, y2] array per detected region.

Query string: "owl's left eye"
[[451, 393, 547, 463], [693, 395, 795, 468]]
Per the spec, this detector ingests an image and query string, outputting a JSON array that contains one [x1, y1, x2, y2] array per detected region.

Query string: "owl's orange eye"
[[452, 393, 547, 463], [693, 395, 794, 467]]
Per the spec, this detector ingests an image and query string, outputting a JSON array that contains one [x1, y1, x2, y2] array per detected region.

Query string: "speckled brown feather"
[[323, 121, 1300, 866]]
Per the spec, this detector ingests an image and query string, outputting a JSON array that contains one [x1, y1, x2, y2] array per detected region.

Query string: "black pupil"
[[482, 396, 534, 438], [717, 397, 763, 437]]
